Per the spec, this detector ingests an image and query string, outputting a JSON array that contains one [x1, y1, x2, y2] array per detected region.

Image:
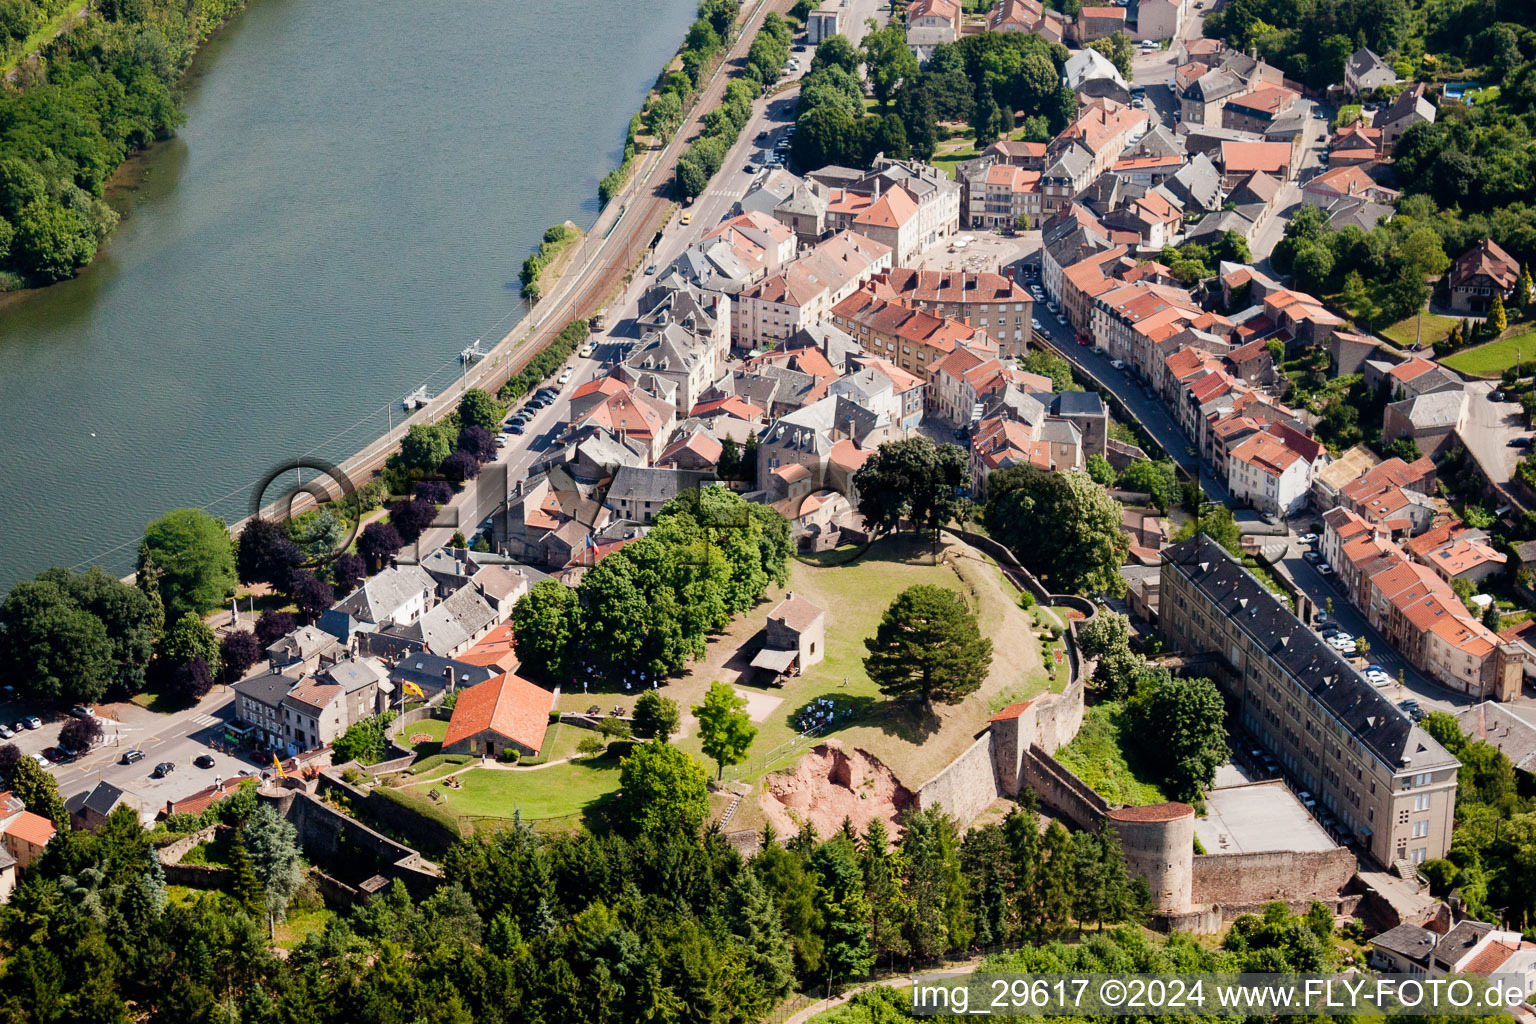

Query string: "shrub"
[[498, 749, 520, 764], [1017, 590, 1036, 609]]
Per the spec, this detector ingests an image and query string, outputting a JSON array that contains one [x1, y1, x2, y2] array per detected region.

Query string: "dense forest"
[[0, 0, 246, 288]]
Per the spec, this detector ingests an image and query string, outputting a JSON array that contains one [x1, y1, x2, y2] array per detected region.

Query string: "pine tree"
[[1002, 806, 1039, 939], [900, 808, 972, 959], [228, 829, 263, 918], [810, 837, 874, 985], [859, 819, 909, 969], [960, 822, 1015, 947], [1491, 292, 1508, 335], [726, 866, 797, 1010], [742, 431, 759, 487], [1036, 821, 1076, 937], [718, 436, 741, 480], [1070, 828, 1107, 931]]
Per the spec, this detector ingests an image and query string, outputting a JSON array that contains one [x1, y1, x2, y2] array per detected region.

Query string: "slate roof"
[[607, 466, 710, 506], [331, 564, 435, 625], [1372, 922, 1438, 963], [389, 654, 497, 695], [234, 669, 300, 709], [82, 781, 130, 819], [1050, 390, 1105, 417], [1162, 534, 1459, 772]]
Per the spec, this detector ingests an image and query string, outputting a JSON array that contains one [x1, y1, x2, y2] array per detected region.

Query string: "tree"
[[0, 745, 19, 780], [0, 576, 114, 703], [331, 552, 365, 593], [618, 740, 710, 839], [9, 754, 66, 825], [864, 585, 993, 706], [1490, 292, 1508, 335], [243, 803, 304, 923], [1118, 459, 1179, 512], [1021, 349, 1074, 392], [159, 612, 222, 679], [357, 522, 403, 571], [389, 498, 439, 544], [726, 866, 797, 1011], [138, 509, 236, 623], [332, 712, 396, 765], [169, 658, 215, 703], [645, 91, 684, 140], [236, 519, 301, 586], [632, 690, 681, 742], [862, 24, 918, 108], [227, 829, 264, 917], [900, 808, 971, 959], [852, 437, 967, 545], [1515, 267, 1533, 311], [1086, 453, 1117, 486], [59, 716, 103, 753], [457, 425, 497, 464], [1421, 710, 1466, 756], [1088, 30, 1133, 78], [1175, 502, 1242, 556], [254, 610, 297, 647], [810, 33, 860, 75], [220, 630, 261, 682], [441, 450, 481, 486], [415, 479, 454, 506], [1125, 671, 1227, 805], [285, 570, 333, 623], [693, 681, 757, 779], [809, 837, 873, 984], [985, 467, 1130, 596], [400, 422, 454, 472], [511, 580, 578, 680]]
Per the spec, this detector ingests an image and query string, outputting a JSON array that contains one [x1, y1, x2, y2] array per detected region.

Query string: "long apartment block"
[[1160, 534, 1459, 867]]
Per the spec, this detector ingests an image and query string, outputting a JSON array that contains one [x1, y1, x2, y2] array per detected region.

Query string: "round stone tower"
[[1108, 802, 1195, 913]]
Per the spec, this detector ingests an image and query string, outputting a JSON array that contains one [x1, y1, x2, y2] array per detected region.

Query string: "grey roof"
[[775, 180, 831, 218], [389, 654, 496, 694], [1162, 534, 1460, 773], [1264, 108, 1309, 141], [1043, 144, 1092, 182], [1125, 123, 1186, 160], [332, 564, 435, 625], [1188, 68, 1246, 103], [1433, 921, 1494, 971], [738, 168, 804, 217], [1371, 922, 1438, 963], [734, 373, 782, 410], [1374, 87, 1436, 129], [1186, 208, 1257, 242], [807, 165, 864, 189], [789, 322, 861, 370], [388, 585, 498, 657], [82, 781, 130, 818], [324, 658, 386, 694], [607, 466, 710, 505], [1162, 154, 1223, 212], [755, 364, 819, 406], [265, 625, 341, 666], [1051, 390, 1106, 417], [1063, 48, 1128, 93], [1325, 195, 1394, 231], [1390, 389, 1466, 429], [1347, 48, 1391, 82], [234, 669, 300, 709], [1038, 417, 1082, 445], [1456, 701, 1536, 774]]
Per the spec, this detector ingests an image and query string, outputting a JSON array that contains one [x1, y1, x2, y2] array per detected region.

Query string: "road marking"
[[190, 714, 219, 727]]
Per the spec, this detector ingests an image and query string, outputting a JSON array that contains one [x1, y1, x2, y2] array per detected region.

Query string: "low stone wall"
[[156, 824, 220, 866], [1191, 847, 1358, 906], [164, 863, 234, 888], [914, 734, 1002, 828], [1020, 745, 1108, 831], [259, 783, 443, 900]]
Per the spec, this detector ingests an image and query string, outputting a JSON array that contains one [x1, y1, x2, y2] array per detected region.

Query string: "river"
[[0, 0, 697, 591]]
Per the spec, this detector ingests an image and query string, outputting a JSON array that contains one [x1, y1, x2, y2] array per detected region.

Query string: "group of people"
[[796, 696, 849, 734]]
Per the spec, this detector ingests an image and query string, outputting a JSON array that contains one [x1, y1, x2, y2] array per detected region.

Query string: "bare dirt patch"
[[760, 741, 913, 838]]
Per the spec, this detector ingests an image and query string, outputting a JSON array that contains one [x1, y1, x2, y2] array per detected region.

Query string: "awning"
[[750, 648, 799, 673]]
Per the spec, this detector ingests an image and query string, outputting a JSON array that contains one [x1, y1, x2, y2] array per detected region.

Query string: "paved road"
[[1460, 380, 1530, 487]]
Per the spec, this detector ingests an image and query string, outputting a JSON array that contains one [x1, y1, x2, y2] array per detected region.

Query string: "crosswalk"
[[189, 713, 220, 727]]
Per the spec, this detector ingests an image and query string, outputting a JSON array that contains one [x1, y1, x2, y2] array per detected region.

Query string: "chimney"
[[444, 666, 456, 692]]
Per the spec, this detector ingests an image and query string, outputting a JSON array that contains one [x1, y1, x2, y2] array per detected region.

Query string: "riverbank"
[[0, 0, 251, 290]]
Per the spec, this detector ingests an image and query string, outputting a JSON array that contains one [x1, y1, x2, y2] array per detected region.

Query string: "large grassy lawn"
[[410, 749, 625, 826], [1053, 702, 1167, 807], [1380, 312, 1458, 350], [1441, 329, 1536, 378]]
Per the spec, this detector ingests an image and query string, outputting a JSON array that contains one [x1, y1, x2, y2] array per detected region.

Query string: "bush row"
[[497, 319, 590, 405], [675, 13, 792, 199], [519, 223, 579, 300]]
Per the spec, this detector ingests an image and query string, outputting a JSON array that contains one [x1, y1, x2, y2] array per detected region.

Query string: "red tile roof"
[[3, 810, 55, 849], [442, 672, 554, 754], [459, 621, 520, 672]]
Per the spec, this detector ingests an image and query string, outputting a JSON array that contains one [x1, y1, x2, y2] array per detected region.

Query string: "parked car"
[[1300, 532, 1319, 545], [194, 754, 216, 769], [644, 264, 657, 275], [0, 725, 13, 740], [1407, 705, 1426, 721], [1111, 359, 1126, 370], [1303, 550, 1321, 564], [506, 422, 526, 435], [121, 749, 145, 765], [578, 342, 595, 358], [41, 748, 66, 764], [24, 717, 40, 730], [1491, 391, 1505, 402], [68, 705, 94, 719], [557, 368, 574, 385], [1031, 318, 1042, 330], [152, 761, 176, 778], [1318, 563, 1334, 575], [1510, 437, 1533, 449], [1366, 671, 1391, 687], [680, 210, 692, 226]]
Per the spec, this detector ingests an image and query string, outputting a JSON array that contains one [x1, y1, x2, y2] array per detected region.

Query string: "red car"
[[1076, 334, 1091, 346], [41, 747, 68, 764]]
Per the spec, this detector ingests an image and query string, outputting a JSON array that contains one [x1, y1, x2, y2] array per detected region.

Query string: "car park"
[[121, 749, 144, 765], [153, 761, 176, 778]]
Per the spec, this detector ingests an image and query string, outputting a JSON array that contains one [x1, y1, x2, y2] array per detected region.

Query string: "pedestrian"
[[842, 675, 848, 687]]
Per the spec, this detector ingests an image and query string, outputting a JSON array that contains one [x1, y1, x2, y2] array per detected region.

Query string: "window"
[[1414, 793, 1430, 811], [1411, 820, 1428, 839]]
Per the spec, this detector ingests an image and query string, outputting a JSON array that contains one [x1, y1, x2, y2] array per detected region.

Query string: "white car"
[[1031, 318, 1042, 330], [1366, 671, 1391, 686], [578, 343, 595, 358], [557, 368, 574, 385], [1317, 564, 1334, 576]]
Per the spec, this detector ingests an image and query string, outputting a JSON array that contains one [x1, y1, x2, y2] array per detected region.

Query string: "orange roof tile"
[[442, 672, 554, 754]]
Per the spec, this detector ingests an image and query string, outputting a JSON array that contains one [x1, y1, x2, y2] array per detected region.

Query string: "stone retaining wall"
[[914, 734, 1002, 828], [1191, 847, 1359, 906]]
